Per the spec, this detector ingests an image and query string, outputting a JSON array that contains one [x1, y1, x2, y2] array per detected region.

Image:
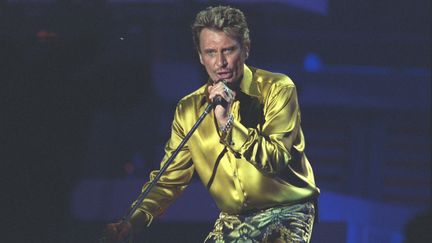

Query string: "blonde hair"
[[192, 6, 250, 52]]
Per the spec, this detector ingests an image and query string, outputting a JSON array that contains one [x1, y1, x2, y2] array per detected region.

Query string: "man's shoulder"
[[177, 84, 207, 108], [252, 67, 294, 86]]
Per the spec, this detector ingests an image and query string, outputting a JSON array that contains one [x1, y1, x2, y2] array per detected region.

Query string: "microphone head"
[[214, 96, 223, 103], [212, 96, 227, 108], [211, 79, 228, 108]]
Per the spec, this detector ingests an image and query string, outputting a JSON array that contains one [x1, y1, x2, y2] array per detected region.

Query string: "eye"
[[223, 47, 235, 54], [205, 50, 217, 57]]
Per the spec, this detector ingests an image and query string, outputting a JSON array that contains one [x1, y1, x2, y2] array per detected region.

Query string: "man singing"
[[106, 5, 319, 243]]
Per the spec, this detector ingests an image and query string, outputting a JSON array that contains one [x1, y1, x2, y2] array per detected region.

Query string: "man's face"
[[198, 28, 249, 85]]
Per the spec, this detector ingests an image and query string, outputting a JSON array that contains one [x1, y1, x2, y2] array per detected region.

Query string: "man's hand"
[[208, 81, 236, 127], [104, 221, 132, 243]]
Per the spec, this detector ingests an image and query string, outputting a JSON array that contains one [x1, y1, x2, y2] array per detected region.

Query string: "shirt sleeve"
[[221, 82, 303, 176], [130, 102, 194, 230]]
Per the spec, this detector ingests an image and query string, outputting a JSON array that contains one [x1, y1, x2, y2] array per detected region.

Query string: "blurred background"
[[3, 0, 430, 242]]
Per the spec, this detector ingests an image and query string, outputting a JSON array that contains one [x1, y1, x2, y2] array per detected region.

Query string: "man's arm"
[[223, 82, 303, 176], [105, 102, 194, 242], [129, 101, 195, 229]]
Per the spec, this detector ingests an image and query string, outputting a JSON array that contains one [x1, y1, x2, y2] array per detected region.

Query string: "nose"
[[216, 53, 227, 67]]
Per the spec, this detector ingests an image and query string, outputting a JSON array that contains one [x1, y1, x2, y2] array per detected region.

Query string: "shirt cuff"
[[130, 209, 154, 232]]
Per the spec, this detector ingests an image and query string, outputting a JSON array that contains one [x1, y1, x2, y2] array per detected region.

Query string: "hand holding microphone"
[[208, 80, 235, 105], [101, 220, 133, 243], [208, 80, 235, 128]]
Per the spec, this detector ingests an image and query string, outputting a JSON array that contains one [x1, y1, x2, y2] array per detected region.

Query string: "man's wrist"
[[219, 113, 234, 134]]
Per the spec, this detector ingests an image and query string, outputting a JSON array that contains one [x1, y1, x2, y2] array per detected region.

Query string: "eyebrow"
[[203, 45, 238, 53], [203, 48, 216, 53]]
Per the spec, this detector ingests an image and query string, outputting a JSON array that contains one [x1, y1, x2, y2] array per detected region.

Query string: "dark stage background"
[[3, 0, 430, 242]]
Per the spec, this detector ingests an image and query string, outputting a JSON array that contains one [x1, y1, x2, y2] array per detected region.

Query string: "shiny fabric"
[[131, 65, 319, 228], [204, 201, 315, 243]]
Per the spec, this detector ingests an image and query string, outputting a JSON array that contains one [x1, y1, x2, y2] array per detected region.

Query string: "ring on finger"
[[223, 86, 229, 95]]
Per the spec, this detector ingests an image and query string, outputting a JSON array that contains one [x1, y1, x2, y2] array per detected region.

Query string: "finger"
[[222, 85, 230, 96], [218, 84, 233, 102], [209, 82, 235, 105], [208, 85, 227, 101], [211, 90, 229, 102]]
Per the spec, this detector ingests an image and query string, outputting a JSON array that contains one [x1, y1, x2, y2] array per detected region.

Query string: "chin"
[[223, 76, 236, 82]]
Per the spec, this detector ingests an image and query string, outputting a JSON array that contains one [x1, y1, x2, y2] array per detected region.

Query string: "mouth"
[[216, 71, 233, 80]]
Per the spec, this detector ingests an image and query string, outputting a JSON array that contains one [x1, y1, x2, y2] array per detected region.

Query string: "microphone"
[[211, 79, 227, 108], [212, 96, 223, 107]]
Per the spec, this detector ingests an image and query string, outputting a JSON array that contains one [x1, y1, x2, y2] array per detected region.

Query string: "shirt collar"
[[239, 64, 260, 98]]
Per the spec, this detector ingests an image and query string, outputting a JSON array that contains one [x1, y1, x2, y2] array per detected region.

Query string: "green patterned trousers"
[[204, 201, 315, 243]]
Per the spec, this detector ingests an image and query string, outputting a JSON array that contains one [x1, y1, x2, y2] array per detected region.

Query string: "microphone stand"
[[100, 100, 218, 243]]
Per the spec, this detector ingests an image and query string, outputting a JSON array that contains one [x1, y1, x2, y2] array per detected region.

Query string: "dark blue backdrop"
[[3, 1, 430, 242]]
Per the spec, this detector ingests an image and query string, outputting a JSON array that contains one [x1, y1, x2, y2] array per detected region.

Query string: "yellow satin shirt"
[[131, 65, 319, 228]]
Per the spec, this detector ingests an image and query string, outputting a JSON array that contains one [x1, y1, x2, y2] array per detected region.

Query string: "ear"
[[243, 43, 250, 60], [198, 51, 204, 65]]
